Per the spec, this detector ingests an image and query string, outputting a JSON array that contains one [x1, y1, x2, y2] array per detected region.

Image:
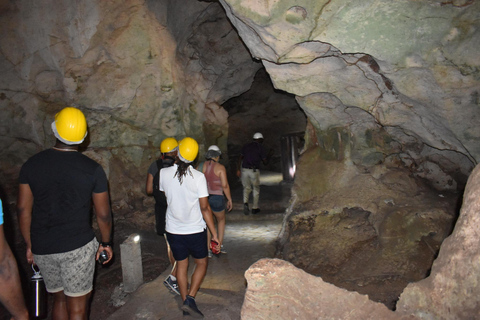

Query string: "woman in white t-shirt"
[[159, 137, 219, 318]]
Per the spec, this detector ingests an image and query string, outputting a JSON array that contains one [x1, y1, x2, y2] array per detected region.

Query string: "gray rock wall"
[[250, 162, 480, 319], [0, 0, 258, 215], [396, 161, 480, 318], [220, 0, 480, 191]]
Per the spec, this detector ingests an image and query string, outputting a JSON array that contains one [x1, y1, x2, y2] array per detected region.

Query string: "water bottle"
[[29, 265, 47, 318]]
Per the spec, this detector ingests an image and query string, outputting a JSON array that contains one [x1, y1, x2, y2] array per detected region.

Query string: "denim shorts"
[[166, 229, 208, 260], [208, 195, 225, 212], [33, 238, 98, 297]]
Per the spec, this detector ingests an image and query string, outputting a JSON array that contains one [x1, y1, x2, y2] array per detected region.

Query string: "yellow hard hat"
[[178, 137, 199, 163], [160, 137, 178, 153], [51, 107, 87, 144]]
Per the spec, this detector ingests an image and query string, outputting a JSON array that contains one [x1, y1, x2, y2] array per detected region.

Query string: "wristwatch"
[[100, 241, 112, 248]]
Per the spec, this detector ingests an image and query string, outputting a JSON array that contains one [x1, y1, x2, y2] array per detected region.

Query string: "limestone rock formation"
[[221, 0, 480, 191], [248, 163, 480, 319], [396, 162, 480, 319], [277, 147, 457, 307], [219, 0, 480, 312], [0, 0, 258, 213], [0, 0, 479, 318], [242, 258, 408, 320]]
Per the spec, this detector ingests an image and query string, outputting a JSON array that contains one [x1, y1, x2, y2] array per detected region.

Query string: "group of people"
[[1, 106, 272, 319], [145, 138, 234, 316]]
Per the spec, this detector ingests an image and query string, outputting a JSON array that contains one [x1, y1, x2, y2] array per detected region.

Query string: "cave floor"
[[102, 174, 289, 320]]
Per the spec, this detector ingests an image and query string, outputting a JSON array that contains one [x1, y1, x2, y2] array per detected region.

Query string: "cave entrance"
[[221, 67, 306, 214], [223, 67, 307, 180]]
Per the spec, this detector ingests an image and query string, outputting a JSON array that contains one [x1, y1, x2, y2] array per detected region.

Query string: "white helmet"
[[205, 145, 222, 159], [207, 145, 221, 154], [253, 132, 264, 139]]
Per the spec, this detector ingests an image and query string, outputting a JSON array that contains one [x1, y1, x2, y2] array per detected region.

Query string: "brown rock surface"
[[242, 258, 407, 320], [396, 163, 480, 318]]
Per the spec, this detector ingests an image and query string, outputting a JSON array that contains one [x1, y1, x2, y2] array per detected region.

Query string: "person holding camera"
[[17, 107, 113, 320]]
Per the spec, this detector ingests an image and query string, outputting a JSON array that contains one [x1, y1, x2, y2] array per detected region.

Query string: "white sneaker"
[[220, 245, 227, 254]]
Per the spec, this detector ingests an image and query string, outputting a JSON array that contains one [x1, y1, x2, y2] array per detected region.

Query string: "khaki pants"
[[241, 168, 260, 209]]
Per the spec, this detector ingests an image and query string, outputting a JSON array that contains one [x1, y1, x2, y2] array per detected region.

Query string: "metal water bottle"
[[30, 265, 47, 318]]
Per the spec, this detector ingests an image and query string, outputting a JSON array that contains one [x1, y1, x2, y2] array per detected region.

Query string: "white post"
[[120, 234, 143, 292]]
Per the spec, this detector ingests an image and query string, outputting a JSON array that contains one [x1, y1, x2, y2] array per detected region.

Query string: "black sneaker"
[[181, 296, 204, 319], [252, 208, 261, 214], [163, 276, 180, 295], [243, 203, 250, 215]]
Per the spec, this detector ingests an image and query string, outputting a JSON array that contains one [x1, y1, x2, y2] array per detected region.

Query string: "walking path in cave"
[[106, 173, 290, 320]]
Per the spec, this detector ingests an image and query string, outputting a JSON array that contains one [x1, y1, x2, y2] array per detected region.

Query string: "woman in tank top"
[[197, 145, 232, 256]]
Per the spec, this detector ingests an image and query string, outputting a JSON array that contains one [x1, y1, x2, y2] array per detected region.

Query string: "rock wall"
[[218, 0, 480, 313], [244, 162, 480, 319], [0, 0, 259, 217], [277, 147, 457, 307], [242, 258, 406, 320], [220, 0, 480, 191], [396, 161, 480, 318]]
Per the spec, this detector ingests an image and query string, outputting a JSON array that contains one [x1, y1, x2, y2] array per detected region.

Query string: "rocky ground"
[[89, 221, 170, 320]]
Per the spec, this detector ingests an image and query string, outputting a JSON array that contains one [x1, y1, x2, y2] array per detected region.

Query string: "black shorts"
[[166, 229, 208, 260]]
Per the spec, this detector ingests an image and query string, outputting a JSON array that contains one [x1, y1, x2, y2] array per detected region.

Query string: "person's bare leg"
[[164, 235, 177, 277], [169, 250, 177, 277], [176, 258, 189, 301], [65, 292, 91, 320], [188, 257, 208, 298], [0, 228, 29, 320], [212, 210, 225, 244], [52, 291, 68, 320]]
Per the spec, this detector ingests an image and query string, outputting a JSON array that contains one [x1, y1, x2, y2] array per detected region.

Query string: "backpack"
[[152, 156, 175, 204]]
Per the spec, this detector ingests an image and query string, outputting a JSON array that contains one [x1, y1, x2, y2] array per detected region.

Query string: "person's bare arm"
[[217, 165, 232, 212], [0, 225, 29, 320], [145, 173, 154, 195], [199, 197, 219, 245], [17, 184, 34, 264], [92, 191, 113, 264]]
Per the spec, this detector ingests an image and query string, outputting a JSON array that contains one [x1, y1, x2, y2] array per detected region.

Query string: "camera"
[[98, 250, 109, 264]]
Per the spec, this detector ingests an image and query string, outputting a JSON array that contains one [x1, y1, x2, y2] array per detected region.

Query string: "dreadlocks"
[[174, 159, 193, 184]]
